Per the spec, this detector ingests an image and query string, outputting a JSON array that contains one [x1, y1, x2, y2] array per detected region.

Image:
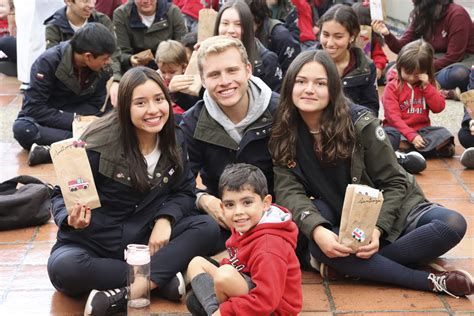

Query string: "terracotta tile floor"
[[0, 75, 472, 315]]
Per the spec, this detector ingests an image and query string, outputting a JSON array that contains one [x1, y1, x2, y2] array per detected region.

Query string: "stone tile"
[[459, 170, 474, 184], [421, 184, 469, 200], [301, 283, 330, 311], [424, 159, 450, 171], [302, 270, 323, 284], [35, 223, 58, 242], [445, 157, 465, 170], [443, 237, 474, 258], [148, 297, 189, 313], [0, 244, 28, 264], [329, 282, 445, 311], [0, 265, 17, 290], [0, 95, 15, 107], [0, 227, 35, 242], [49, 290, 87, 315], [342, 313, 448, 316], [433, 199, 474, 217], [431, 258, 474, 275], [443, 295, 474, 312], [299, 312, 332, 316], [10, 265, 54, 290], [23, 243, 54, 265], [415, 170, 457, 184]]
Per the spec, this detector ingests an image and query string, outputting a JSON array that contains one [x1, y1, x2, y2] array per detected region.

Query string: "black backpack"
[[0, 175, 53, 231]]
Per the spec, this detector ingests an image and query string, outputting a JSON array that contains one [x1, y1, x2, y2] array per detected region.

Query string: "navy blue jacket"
[[255, 40, 283, 92], [18, 42, 112, 131], [50, 124, 196, 258], [180, 92, 280, 197]]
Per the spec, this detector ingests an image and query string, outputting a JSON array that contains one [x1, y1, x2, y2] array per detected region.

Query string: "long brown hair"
[[268, 50, 355, 166], [83, 67, 182, 193], [396, 39, 436, 86]]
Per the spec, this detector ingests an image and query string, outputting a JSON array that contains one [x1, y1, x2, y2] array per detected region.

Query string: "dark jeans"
[[436, 63, 470, 92], [458, 127, 474, 149], [306, 199, 466, 291], [12, 117, 72, 150], [47, 215, 220, 296]]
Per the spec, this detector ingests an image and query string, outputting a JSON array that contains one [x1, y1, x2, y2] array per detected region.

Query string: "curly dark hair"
[[411, 0, 452, 38], [268, 50, 355, 166]]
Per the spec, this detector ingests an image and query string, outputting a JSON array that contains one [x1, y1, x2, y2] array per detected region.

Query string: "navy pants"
[[12, 117, 72, 150], [436, 63, 470, 92], [47, 215, 220, 297], [306, 199, 466, 292]]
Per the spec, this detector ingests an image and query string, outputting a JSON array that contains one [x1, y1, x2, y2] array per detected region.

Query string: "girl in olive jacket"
[[47, 68, 219, 314], [268, 50, 472, 298]]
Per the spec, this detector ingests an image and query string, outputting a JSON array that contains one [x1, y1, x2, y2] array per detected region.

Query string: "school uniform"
[[47, 122, 220, 296]]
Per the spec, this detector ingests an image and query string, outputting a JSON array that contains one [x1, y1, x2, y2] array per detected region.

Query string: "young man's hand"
[[312, 226, 353, 258], [67, 203, 91, 229], [168, 75, 195, 93], [412, 134, 426, 149], [198, 195, 230, 230]]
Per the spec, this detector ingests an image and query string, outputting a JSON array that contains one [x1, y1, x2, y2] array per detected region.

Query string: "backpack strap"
[[0, 176, 52, 196]]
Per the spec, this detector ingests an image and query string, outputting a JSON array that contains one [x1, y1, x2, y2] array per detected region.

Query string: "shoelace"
[[428, 273, 459, 299]]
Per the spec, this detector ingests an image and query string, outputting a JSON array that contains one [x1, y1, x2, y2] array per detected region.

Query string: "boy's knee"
[[12, 118, 40, 150], [188, 256, 207, 271], [214, 265, 238, 286]]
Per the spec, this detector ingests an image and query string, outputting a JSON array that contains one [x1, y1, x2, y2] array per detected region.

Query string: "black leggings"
[[307, 199, 466, 291]]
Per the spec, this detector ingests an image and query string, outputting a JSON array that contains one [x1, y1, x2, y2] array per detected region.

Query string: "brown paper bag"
[[133, 49, 154, 64], [198, 9, 218, 43], [72, 115, 98, 139], [50, 139, 101, 214], [356, 25, 372, 58], [338, 184, 384, 251], [460, 90, 474, 119], [183, 51, 202, 96], [369, 0, 386, 21]]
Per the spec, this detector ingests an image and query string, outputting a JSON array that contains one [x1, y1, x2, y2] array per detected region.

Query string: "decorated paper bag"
[[132, 49, 154, 64], [370, 0, 386, 21], [356, 25, 372, 58], [460, 90, 474, 118], [183, 51, 202, 96], [50, 139, 101, 214], [198, 9, 218, 43], [338, 184, 384, 251], [72, 115, 98, 139]]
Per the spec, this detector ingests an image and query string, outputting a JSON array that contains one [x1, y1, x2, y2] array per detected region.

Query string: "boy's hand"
[[418, 73, 429, 88], [355, 229, 381, 259], [198, 195, 230, 230], [67, 203, 91, 229], [148, 217, 172, 256], [371, 20, 390, 36], [412, 135, 426, 149], [168, 75, 195, 93], [312, 226, 353, 258]]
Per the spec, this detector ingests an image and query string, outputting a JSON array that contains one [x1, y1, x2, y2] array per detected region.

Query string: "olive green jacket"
[[113, 0, 187, 71], [274, 106, 425, 243]]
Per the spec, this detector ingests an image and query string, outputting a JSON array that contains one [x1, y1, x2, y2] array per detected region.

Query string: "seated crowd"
[[1, 0, 473, 315]]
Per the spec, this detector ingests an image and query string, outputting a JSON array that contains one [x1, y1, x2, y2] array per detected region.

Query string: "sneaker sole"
[[176, 272, 186, 300], [84, 289, 99, 316]]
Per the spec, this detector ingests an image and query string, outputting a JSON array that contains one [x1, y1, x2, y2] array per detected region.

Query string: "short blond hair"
[[155, 40, 188, 65], [197, 36, 249, 75]]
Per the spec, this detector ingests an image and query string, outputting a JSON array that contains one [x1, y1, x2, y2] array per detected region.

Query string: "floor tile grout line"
[[333, 309, 451, 314], [438, 294, 456, 316], [442, 158, 474, 202], [323, 279, 337, 314]]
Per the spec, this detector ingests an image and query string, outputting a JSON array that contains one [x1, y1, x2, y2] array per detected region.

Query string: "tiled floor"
[[0, 75, 472, 315]]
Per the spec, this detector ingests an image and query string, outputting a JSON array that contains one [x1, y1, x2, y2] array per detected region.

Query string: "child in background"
[[155, 40, 198, 118], [458, 65, 474, 168], [180, 31, 197, 62], [186, 163, 302, 316], [352, 0, 388, 84], [383, 39, 455, 162]]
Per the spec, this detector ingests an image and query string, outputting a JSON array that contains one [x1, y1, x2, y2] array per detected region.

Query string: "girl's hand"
[[168, 75, 195, 93], [418, 73, 429, 87], [412, 135, 426, 149], [67, 203, 91, 229], [371, 20, 390, 36], [312, 226, 353, 258], [356, 229, 381, 259], [148, 217, 172, 256]]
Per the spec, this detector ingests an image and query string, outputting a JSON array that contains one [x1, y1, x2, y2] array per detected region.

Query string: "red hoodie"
[[219, 204, 302, 316], [382, 69, 445, 142]]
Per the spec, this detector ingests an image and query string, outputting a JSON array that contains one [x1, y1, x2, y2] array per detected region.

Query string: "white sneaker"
[[395, 151, 427, 174]]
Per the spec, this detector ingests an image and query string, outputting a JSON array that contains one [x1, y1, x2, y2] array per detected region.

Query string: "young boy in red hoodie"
[[186, 163, 302, 316]]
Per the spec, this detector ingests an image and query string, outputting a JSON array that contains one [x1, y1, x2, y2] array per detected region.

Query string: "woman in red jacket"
[[372, 0, 473, 94]]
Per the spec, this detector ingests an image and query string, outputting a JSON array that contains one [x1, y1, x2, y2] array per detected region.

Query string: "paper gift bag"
[[133, 49, 154, 64], [198, 9, 218, 43], [72, 115, 98, 139], [356, 25, 372, 58], [460, 90, 474, 118], [183, 51, 202, 96], [338, 184, 384, 251], [50, 138, 101, 214], [369, 0, 386, 21]]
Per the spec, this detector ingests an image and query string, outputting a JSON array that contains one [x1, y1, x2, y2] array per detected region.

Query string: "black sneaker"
[[460, 147, 474, 168], [428, 270, 474, 298], [157, 272, 186, 302], [396, 151, 426, 174], [185, 291, 207, 316], [437, 143, 455, 158], [28, 143, 52, 166], [84, 287, 127, 316]]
